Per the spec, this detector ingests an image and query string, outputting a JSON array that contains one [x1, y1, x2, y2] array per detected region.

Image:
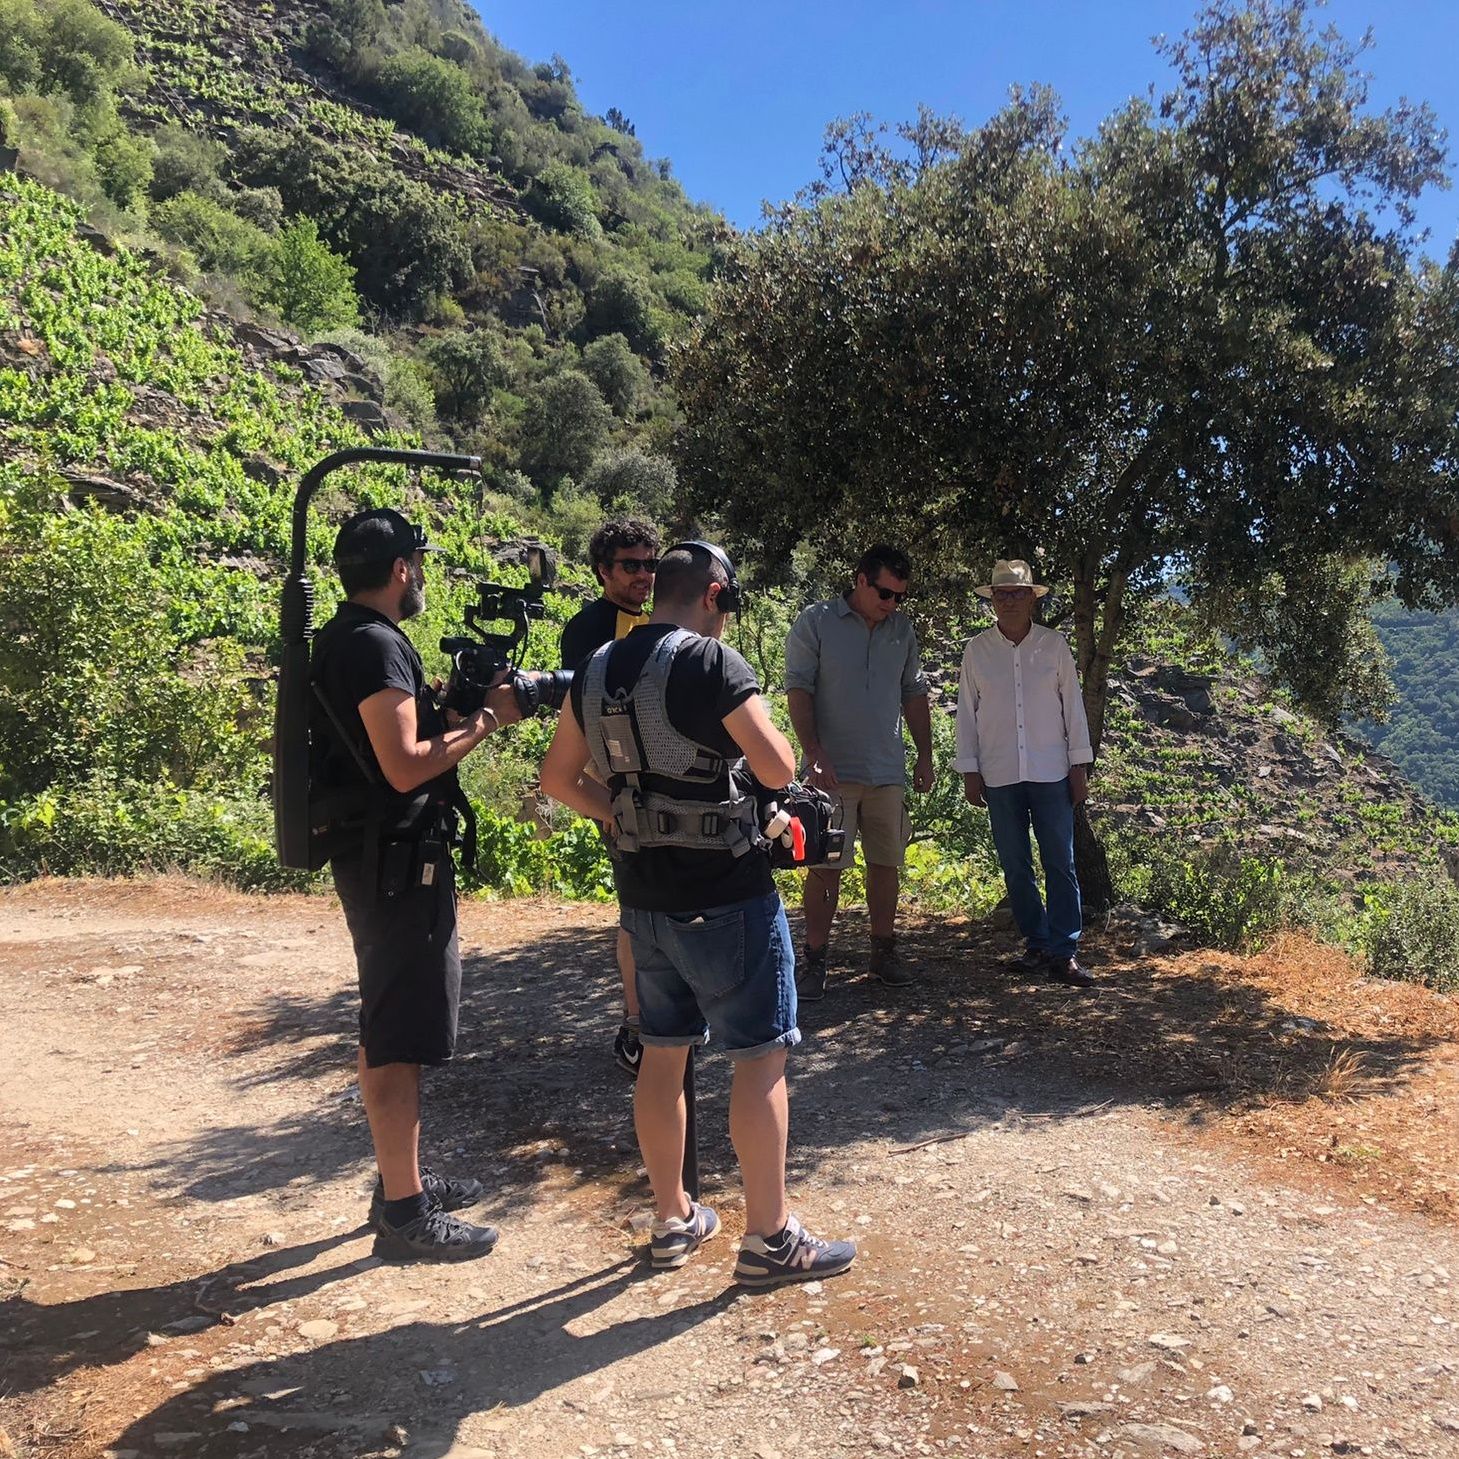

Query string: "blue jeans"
[[983, 778, 1082, 959], [621, 893, 800, 1061]]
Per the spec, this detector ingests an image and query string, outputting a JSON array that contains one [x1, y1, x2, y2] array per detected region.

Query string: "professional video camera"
[[438, 542, 574, 720]]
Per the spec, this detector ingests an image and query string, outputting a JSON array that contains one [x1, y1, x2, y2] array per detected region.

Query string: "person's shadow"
[[2, 1229, 365, 1402], [101, 1256, 738, 1457]]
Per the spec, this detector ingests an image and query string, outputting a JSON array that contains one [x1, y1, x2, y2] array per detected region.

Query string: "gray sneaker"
[[796, 944, 828, 1002], [870, 936, 913, 986], [650, 1201, 720, 1270]]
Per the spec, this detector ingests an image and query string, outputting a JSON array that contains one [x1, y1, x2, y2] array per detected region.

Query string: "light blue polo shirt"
[[784, 596, 928, 786]]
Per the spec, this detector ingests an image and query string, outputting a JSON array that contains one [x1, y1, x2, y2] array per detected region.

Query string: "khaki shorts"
[[816, 782, 910, 869]]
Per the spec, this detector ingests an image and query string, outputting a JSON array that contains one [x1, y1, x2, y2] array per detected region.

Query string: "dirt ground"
[[1, 878, 1457, 1459]]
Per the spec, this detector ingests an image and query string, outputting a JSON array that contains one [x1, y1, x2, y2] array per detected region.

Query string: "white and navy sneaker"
[[649, 1201, 720, 1270], [734, 1214, 856, 1287], [614, 1023, 643, 1078]]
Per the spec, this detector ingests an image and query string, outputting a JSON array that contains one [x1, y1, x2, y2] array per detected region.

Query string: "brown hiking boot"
[[870, 935, 913, 986]]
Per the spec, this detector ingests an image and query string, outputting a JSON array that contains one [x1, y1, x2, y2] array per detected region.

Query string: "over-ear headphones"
[[666, 540, 743, 616]]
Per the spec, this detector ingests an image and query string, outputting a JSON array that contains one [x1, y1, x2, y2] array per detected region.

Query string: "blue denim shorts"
[[621, 893, 801, 1061]]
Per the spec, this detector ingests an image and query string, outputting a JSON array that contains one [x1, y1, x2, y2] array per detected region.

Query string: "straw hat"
[[974, 558, 1049, 599]]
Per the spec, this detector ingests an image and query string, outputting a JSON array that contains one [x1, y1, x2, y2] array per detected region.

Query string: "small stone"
[[802, 1281, 824, 1294], [1074, 1351, 1096, 1365], [782, 1331, 809, 1353], [1237, 1438, 1262, 1452], [1116, 1422, 1204, 1453], [1303, 1395, 1324, 1412], [992, 1371, 1020, 1392], [6, 1219, 34, 1233], [1148, 1334, 1191, 1351], [897, 1364, 920, 1388], [261, 1232, 284, 1247], [1209, 1385, 1235, 1404], [226, 1422, 250, 1434], [1156, 1240, 1179, 1256], [53, 1199, 76, 1210], [298, 1320, 338, 1342], [811, 1347, 840, 1366]]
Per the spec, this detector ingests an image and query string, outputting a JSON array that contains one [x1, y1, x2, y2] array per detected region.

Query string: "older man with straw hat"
[[953, 559, 1096, 989]]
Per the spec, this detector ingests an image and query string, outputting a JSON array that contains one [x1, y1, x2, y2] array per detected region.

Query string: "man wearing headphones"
[[541, 543, 857, 1286]]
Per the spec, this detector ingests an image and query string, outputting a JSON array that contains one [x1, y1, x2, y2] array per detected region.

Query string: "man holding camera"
[[311, 507, 521, 1262], [560, 518, 662, 1079], [542, 543, 857, 1286], [785, 544, 934, 999]]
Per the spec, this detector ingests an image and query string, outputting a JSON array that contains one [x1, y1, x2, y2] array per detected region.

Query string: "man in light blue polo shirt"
[[784, 545, 933, 999]]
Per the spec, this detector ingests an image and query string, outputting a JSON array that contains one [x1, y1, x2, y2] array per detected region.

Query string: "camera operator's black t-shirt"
[[570, 623, 773, 913], [310, 603, 454, 810], [559, 596, 647, 669]]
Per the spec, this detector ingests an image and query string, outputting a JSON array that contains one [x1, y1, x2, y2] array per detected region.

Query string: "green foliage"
[[235, 127, 471, 321], [148, 123, 223, 202], [520, 369, 612, 490], [1361, 873, 1459, 991], [580, 332, 646, 417], [675, 2, 1459, 766], [587, 270, 655, 352], [0, 504, 257, 796], [1107, 833, 1326, 952], [153, 189, 272, 276], [580, 446, 676, 516], [0, 776, 310, 889], [423, 328, 506, 422], [1365, 602, 1459, 807], [527, 161, 600, 238], [92, 122, 152, 208], [255, 216, 360, 331], [370, 47, 491, 159]]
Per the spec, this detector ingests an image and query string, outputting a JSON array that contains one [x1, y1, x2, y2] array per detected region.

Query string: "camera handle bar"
[[275, 447, 481, 869]]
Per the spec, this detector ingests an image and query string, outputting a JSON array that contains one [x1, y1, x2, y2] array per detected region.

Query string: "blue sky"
[[476, 0, 1459, 253]]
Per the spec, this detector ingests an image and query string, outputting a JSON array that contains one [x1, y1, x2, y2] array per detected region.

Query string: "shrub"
[[0, 508, 258, 798], [586, 269, 656, 352], [424, 328, 507, 422], [580, 332, 647, 416], [1362, 873, 1459, 991], [0, 777, 310, 891], [235, 127, 472, 320], [581, 446, 676, 516], [1108, 833, 1325, 951], [92, 125, 152, 209], [528, 161, 600, 238], [149, 124, 224, 202], [256, 217, 360, 331], [520, 370, 613, 490], [153, 190, 272, 276], [371, 48, 492, 158]]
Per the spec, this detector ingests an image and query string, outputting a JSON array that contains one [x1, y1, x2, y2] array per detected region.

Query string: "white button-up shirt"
[[953, 624, 1093, 788]]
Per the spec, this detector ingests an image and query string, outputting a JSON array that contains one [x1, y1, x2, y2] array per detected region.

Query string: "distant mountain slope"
[[1367, 602, 1459, 808]]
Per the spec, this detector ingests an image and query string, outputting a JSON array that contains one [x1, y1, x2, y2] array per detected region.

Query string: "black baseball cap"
[[333, 508, 441, 568]]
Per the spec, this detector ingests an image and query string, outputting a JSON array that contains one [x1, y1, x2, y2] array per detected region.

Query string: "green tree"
[[521, 369, 613, 491], [257, 216, 360, 331], [371, 47, 492, 158], [235, 128, 471, 320], [581, 446, 677, 516], [528, 160, 601, 238], [423, 328, 507, 422], [153, 191, 271, 275], [581, 332, 647, 417], [675, 2, 1459, 901]]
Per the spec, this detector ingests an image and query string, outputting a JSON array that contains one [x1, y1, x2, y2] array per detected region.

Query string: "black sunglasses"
[[874, 585, 909, 604], [612, 556, 659, 574]]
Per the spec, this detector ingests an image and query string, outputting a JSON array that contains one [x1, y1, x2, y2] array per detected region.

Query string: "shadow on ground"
[[3, 1237, 735, 1456], [107, 908, 1444, 1222]]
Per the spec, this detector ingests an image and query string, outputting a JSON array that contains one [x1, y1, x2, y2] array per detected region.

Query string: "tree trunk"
[[1068, 561, 1128, 915], [1073, 801, 1114, 915]]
